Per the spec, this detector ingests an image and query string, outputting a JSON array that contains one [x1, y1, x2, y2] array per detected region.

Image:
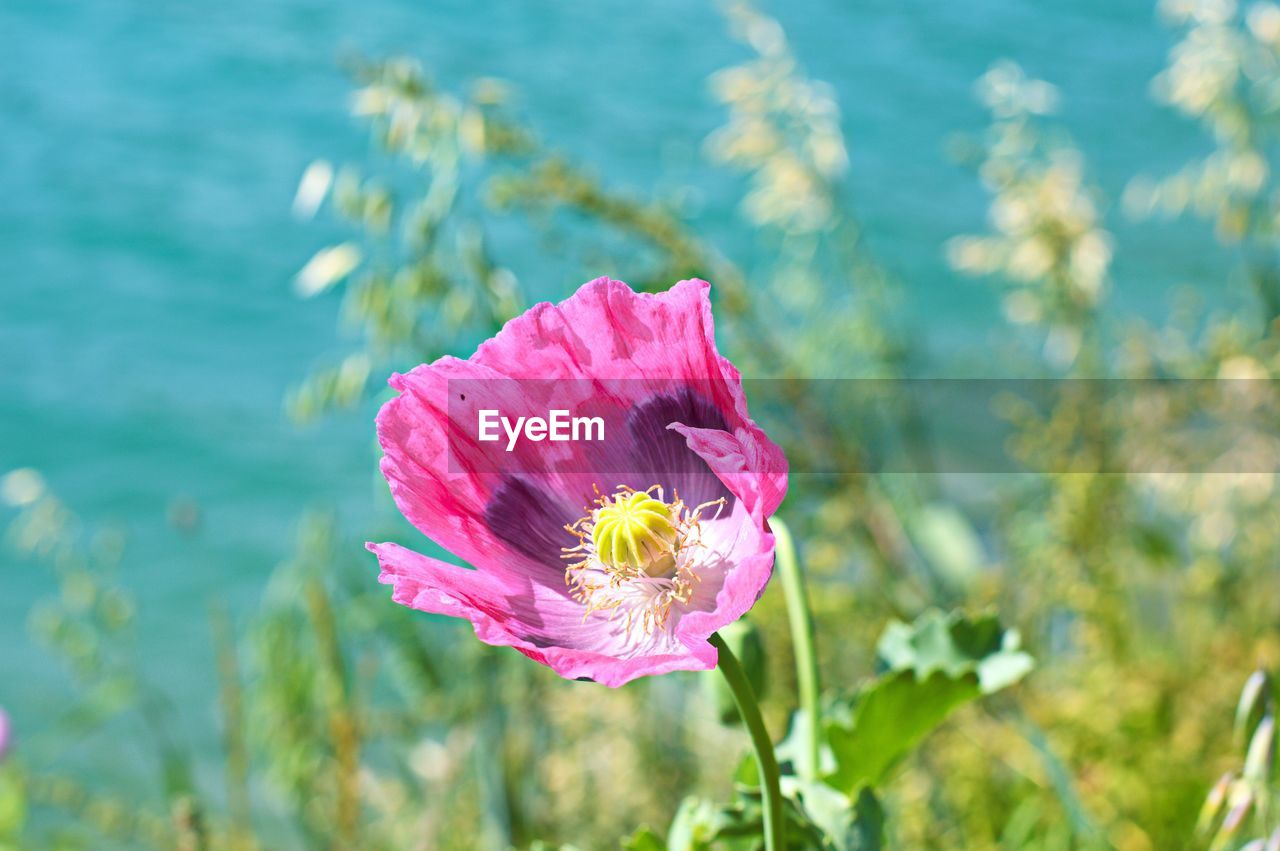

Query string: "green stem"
[[772, 516, 821, 781], [711, 631, 786, 851]]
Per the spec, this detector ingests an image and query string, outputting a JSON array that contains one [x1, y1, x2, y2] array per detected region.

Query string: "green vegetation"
[[4, 1, 1280, 848]]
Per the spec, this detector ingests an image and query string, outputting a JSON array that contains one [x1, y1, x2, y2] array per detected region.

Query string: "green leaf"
[[620, 828, 665, 851], [826, 668, 981, 792], [665, 797, 720, 851], [663, 789, 833, 850], [875, 609, 1033, 694], [826, 611, 1033, 794], [776, 708, 833, 778], [791, 781, 884, 851], [847, 788, 885, 851]]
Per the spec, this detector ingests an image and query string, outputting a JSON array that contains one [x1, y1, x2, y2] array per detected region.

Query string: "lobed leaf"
[[826, 611, 1033, 794]]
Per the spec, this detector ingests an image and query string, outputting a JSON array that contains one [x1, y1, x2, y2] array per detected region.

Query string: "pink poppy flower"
[[367, 278, 787, 687]]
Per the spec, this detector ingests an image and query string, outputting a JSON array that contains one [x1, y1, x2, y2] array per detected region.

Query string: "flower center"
[[562, 485, 724, 635], [591, 489, 680, 577]]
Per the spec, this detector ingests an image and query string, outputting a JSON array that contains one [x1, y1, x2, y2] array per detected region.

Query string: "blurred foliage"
[[1196, 671, 1278, 850], [1127, 0, 1280, 320], [947, 61, 1111, 368], [5, 0, 1280, 849]]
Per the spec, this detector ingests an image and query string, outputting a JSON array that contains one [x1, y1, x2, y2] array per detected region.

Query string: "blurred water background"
[[0, 0, 1252, 815]]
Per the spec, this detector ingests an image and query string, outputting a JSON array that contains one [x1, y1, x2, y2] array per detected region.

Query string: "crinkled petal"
[[668, 422, 788, 520], [376, 360, 587, 582], [368, 542, 718, 686], [369, 277, 788, 685], [669, 492, 778, 650]]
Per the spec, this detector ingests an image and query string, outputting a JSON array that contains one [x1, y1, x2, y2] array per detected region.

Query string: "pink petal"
[[667, 422, 788, 520], [368, 542, 718, 686], [369, 277, 788, 685]]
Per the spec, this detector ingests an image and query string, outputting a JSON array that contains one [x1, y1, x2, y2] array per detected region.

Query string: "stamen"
[[562, 485, 725, 635]]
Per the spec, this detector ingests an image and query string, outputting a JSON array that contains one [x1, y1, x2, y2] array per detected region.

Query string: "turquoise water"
[[0, 0, 1229, 780]]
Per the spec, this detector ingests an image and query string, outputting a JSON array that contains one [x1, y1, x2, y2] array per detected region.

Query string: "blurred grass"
[[4, 0, 1280, 848]]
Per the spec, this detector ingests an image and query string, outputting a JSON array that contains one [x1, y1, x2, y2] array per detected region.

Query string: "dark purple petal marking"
[[484, 476, 580, 569], [626, 389, 733, 507]]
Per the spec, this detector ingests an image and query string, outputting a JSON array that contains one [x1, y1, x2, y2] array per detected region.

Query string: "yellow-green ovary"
[[592, 491, 679, 576]]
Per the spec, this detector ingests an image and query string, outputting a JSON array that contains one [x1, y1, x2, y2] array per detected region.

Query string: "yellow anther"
[[591, 489, 680, 576]]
